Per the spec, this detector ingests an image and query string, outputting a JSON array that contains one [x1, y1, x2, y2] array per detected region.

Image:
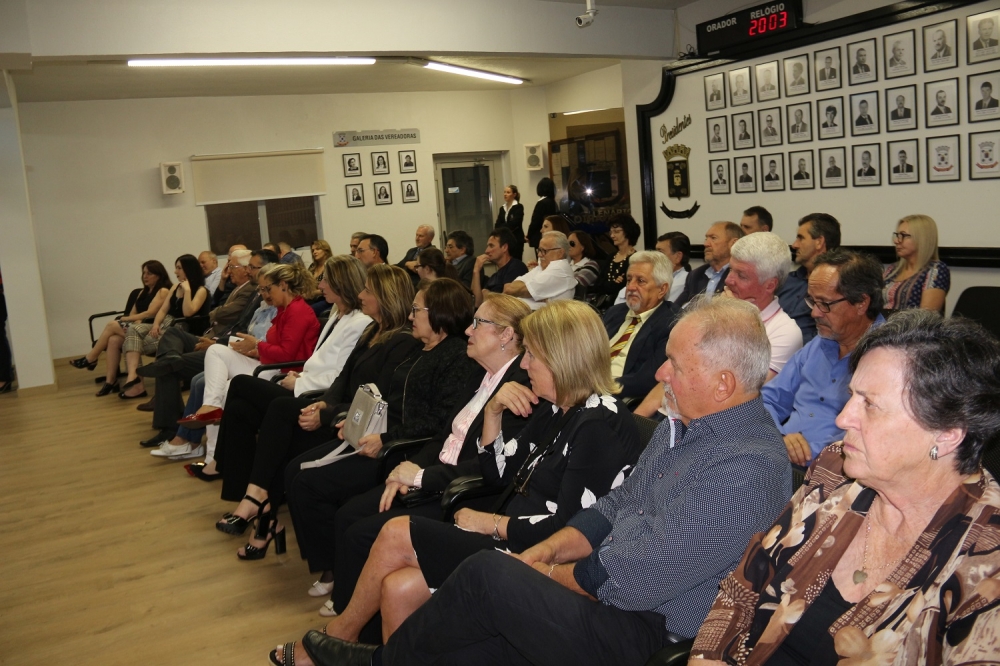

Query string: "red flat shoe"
[[177, 408, 224, 427]]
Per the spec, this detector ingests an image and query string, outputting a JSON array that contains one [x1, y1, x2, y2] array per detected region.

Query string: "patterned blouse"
[[882, 260, 950, 312], [692, 445, 1000, 666]]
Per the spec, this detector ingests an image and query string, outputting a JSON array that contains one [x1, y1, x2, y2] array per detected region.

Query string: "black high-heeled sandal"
[[238, 509, 286, 561], [215, 495, 266, 536], [70, 357, 97, 370], [269, 642, 295, 666], [95, 381, 119, 397]]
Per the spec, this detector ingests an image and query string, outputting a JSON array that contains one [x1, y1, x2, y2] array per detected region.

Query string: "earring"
[[929, 445, 939, 461], [501, 344, 506, 351]]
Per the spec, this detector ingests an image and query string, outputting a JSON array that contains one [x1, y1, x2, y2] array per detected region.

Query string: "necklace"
[[853, 510, 904, 585]]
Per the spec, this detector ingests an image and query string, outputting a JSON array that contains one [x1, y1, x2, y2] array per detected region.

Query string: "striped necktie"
[[610, 316, 640, 358]]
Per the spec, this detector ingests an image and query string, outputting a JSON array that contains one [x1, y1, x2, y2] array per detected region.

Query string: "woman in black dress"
[[494, 184, 524, 261], [268, 300, 643, 665], [525, 177, 558, 250], [592, 214, 641, 299]]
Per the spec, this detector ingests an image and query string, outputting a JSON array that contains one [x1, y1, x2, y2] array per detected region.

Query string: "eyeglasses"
[[537, 247, 560, 256], [471, 317, 501, 329], [226, 264, 243, 270], [568, 241, 578, 248], [258, 283, 274, 294], [892, 232, 912, 242], [804, 295, 848, 313], [411, 304, 429, 315]]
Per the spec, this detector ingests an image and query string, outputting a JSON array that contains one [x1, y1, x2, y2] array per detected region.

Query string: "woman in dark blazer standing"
[[494, 184, 525, 262], [526, 177, 559, 251]]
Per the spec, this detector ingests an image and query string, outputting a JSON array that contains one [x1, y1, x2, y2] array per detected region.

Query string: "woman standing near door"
[[494, 185, 524, 262], [0, 267, 12, 393]]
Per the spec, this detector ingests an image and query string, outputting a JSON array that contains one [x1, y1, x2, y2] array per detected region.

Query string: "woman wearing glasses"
[[268, 300, 643, 665], [568, 230, 601, 287], [883, 215, 949, 313]]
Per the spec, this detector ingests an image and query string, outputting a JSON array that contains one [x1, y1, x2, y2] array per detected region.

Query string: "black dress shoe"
[[141, 430, 175, 447], [302, 631, 378, 666], [186, 462, 222, 482], [119, 390, 148, 400], [136, 397, 156, 412]]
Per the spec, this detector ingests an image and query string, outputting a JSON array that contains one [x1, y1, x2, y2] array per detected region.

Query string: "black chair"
[[952, 286, 1000, 340], [982, 440, 1000, 482], [88, 288, 142, 347]]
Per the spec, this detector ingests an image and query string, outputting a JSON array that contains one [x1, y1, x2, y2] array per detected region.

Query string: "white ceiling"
[[10, 56, 627, 103]]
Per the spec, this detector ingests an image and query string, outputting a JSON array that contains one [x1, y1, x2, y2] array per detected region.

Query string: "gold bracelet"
[[491, 513, 501, 541]]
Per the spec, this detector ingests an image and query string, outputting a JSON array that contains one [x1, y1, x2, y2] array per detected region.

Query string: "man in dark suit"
[[818, 56, 837, 81], [602, 251, 677, 398], [890, 95, 912, 120], [821, 105, 838, 128], [764, 161, 781, 182], [710, 124, 723, 144], [738, 163, 753, 183], [852, 48, 871, 74], [789, 63, 806, 87], [759, 69, 777, 93], [445, 230, 476, 289], [737, 120, 751, 141], [790, 109, 808, 134], [709, 83, 722, 101], [713, 164, 727, 185], [973, 18, 998, 50], [892, 150, 915, 173], [855, 100, 874, 125], [674, 221, 743, 308], [793, 159, 810, 180], [396, 224, 436, 284], [930, 29, 952, 59], [931, 90, 952, 115], [857, 150, 877, 177], [762, 115, 778, 137], [825, 155, 842, 178], [976, 81, 999, 109]]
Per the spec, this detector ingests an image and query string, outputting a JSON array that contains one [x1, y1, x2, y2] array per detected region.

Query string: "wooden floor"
[[0, 362, 324, 665]]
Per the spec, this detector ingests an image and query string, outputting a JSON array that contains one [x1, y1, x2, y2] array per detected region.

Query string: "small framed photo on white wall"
[[758, 107, 783, 146], [925, 78, 959, 128], [732, 112, 755, 150], [819, 147, 847, 188], [755, 61, 780, 102], [783, 54, 810, 97], [852, 143, 881, 186], [704, 73, 727, 111], [818, 97, 845, 139], [729, 66, 752, 106], [848, 38, 878, 85], [814, 47, 841, 91], [789, 150, 815, 190], [926, 134, 961, 182], [887, 139, 919, 184], [969, 70, 1000, 123], [735, 156, 757, 192], [346, 184, 365, 207], [761, 154, 785, 191], [787, 102, 813, 143], [707, 117, 729, 152], [401, 180, 420, 202], [885, 85, 918, 132], [969, 130, 1000, 180], [374, 182, 392, 205], [923, 19, 957, 72], [399, 150, 417, 173], [967, 9, 1000, 65], [850, 91, 880, 136], [709, 159, 731, 194], [343, 153, 362, 177], [884, 29, 917, 79], [371, 151, 390, 175]]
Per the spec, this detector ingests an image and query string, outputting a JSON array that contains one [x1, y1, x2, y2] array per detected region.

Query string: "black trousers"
[[151, 331, 206, 432], [284, 445, 382, 573], [382, 550, 673, 666], [216, 374, 326, 503], [0, 287, 11, 383]]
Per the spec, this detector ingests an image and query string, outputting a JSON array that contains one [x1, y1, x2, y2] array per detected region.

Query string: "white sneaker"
[[319, 599, 338, 617], [151, 442, 197, 458], [169, 444, 205, 461], [309, 580, 334, 597]]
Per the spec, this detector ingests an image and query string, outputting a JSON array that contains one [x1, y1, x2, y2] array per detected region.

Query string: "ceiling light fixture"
[[127, 57, 376, 67], [422, 61, 524, 85]]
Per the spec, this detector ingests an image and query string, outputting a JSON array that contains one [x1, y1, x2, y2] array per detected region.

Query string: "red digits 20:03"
[[748, 11, 787, 36]]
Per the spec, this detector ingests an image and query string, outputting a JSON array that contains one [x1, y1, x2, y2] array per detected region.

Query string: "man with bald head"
[[673, 221, 744, 307], [199, 251, 222, 296], [398, 225, 436, 284]]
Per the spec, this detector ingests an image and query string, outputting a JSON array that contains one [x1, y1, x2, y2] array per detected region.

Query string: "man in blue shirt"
[[762, 249, 885, 465], [298, 297, 792, 666]]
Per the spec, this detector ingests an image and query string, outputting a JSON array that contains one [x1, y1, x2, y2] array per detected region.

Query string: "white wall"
[[18, 88, 535, 357], [545, 64, 624, 114]]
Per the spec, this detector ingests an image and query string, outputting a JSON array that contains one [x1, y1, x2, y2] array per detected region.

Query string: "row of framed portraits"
[[342, 150, 417, 178], [708, 130, 1000, 194], [707, 71, 999, 152], [704, 8, 1000, 111], [345, 180, 420, 208]]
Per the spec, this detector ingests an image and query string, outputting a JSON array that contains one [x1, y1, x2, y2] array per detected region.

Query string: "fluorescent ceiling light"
[[563, 108, 611, 115], [128, 57, 376, 67], [423, 61, 524, 85]]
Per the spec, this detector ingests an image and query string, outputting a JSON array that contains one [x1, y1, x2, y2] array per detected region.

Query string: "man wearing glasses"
[[503, 231, 577, 309], [354, 235, 389, 268], [762, 249, 886, 465]]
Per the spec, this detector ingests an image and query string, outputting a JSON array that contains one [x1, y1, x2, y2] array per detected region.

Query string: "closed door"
[[434, 156, 501, 259]]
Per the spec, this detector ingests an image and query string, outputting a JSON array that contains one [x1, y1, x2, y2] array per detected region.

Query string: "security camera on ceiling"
[[576, 0, 597, 28]]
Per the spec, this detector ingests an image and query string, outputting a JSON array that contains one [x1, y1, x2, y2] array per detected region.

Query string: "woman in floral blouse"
[[268, 300, 644, 666], [691, 310, 1000, 666], [883, 214, 950, 313]]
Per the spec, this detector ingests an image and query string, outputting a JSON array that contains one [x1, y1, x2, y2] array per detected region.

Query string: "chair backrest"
[[631, 413, 661, 449], [574, 283, 587, 301], [123, 287, 142, 315], [952, 286, 1000, 340], [982, 440, 1000, 483]]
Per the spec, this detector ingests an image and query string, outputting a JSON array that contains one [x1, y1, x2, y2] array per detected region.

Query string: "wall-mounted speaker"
[[524, 144, 543, 171], [160, 162, 184, 194]]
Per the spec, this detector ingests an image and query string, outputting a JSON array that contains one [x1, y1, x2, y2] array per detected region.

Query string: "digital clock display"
[[697, 0, 802, 56]]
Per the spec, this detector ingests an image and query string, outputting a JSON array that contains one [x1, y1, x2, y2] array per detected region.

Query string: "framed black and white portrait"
[[758, 107, 783, 147], [707, 117, 729, 152], [848, 38, 878, 86], [817, 97, 845, 140], [814, 46, 842, 92], [969, 70, 1000, 123], [967, 9, 1000, 65], [343, 153, 362, 177], [884, 29, 916, 79], [786, 102, 813, 143], [755, 61, 780, 102], [927, 134, 960, 182], [852, 143, 881, 186], [783, 54, 810, 97], [729, 66, 753, 106], [371, 151, 390, 175], [885, 85, 918, 132], [969, 130, 1000, 180], [374, 182, 392, 205], [788, 150, 815, 190], [346, 184, 365, 207], [760, 154, 785, 191], [850, 91, 880, 137], [401, 180, 420, 203], [709, 159, 731, 194], [925, 78, 959, 128], [923, 19, 957, 72], [734, 156, 757, 193], [732, 112, 756, 150], [704, 73, 726, 111], [887, 139, 920, 184], [398, 150, 417, 173], [819, 147, 847, 188]]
